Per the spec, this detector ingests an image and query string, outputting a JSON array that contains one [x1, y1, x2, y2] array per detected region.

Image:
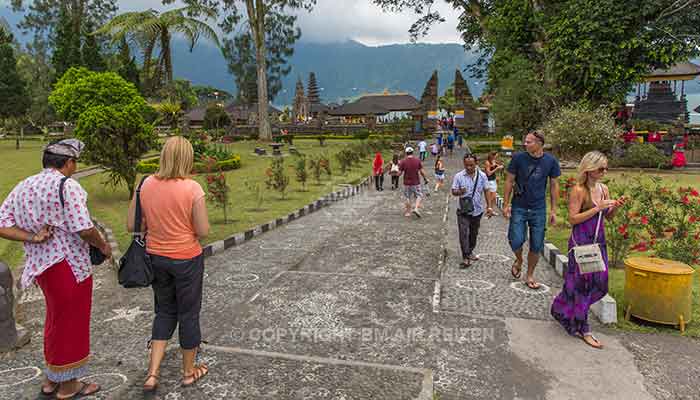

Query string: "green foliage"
[[136, 154, 241, 174], [153, 100, 182, 128], [612, 144, 672, 169], [203, 104, 231, 130], [265, 157, 290, 199], [308, 155, 323, 184], [439, 84, 456, 114], [49, 67, 157, 195], [244, 178, 265, 211], [541, 102, 623, 158], [0, 25, 30, 120], [116, 37, 140, 90], [489, 53, 545, 134], [16, 40, 55, 129], [203, 156, 232, 223], [628, 119, 670, 132], [294, 155, 308, 191]]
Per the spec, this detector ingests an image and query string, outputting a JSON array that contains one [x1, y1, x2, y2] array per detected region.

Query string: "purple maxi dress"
[[550, 209, 609, 336]]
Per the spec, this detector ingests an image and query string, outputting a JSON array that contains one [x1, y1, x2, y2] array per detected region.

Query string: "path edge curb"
[[495, 195, 618, 325]]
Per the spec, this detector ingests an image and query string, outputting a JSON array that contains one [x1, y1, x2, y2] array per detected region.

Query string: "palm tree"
[[97, 5, 220, 94]]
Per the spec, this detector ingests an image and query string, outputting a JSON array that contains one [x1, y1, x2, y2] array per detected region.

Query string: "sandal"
[[511, 262, 522, 279], [56, 381, 101, 399], [525, 279, 541, 290], [143, 372, 160, 392], [581, 334, 604, 349], [459, 260, 471, 269], [182, 364, 209, 387], [39, 381, 59, 397]]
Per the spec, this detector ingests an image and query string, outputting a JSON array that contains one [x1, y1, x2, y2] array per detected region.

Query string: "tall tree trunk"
[[143, 38, 155, 94], [162, 30, 173, 86], [248, 0, 272, 141]]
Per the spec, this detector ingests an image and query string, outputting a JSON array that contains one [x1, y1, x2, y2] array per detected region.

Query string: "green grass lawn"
[[1, 139, 392, 270], [544, 170, 700, 337]]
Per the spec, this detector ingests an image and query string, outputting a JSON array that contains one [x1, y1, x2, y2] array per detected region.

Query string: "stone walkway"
[[2, 147, 700, 399]]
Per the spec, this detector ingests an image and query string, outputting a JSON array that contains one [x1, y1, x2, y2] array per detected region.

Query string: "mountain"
[[172, 39, 482, 106]]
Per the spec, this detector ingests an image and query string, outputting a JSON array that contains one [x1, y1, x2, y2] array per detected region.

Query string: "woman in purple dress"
[[551, 151, 626, 349]]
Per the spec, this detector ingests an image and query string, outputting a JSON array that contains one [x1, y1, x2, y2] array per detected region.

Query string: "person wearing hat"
[[399, 146, 429, 217], [0, 139, 110, 398]]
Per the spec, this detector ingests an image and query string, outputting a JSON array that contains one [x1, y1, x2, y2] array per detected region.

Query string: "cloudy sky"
[[2, 0, 462, 45]]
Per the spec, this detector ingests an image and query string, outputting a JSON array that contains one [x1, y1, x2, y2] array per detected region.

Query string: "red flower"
[[640, 216, 649, 225], [691, 189, 699, 197], [632, 241, 648, 252], [690, 216, 698, 223], [617, 224, 628, 235], [682, 196, 690, 205]]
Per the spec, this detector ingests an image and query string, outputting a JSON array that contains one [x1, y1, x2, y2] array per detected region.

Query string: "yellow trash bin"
[[624, 256, 695, 332], [500, 135, 514, 150]]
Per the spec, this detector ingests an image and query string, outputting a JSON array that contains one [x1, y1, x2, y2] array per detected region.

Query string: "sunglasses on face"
[[596, 167, 608, 173]]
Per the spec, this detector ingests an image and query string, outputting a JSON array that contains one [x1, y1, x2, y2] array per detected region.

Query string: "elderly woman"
[[129, 136, 210, 391], [0, 139, 111, 399]]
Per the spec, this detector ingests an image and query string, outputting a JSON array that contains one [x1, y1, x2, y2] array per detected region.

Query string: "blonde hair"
[[157, 136, 194, 179], [576, 151, 608, 210]]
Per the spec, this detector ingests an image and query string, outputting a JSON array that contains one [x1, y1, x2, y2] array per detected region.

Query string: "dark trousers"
[[391, 175, 399, 189], [374, 174, 384, 190], [457, 212, 483, 259], [150, 253, 204, 349]]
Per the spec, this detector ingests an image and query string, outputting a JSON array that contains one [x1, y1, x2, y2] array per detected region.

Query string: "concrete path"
[[1, 147, 699, 399]]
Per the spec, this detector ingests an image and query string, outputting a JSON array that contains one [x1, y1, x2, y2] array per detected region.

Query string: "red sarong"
[[35, 259, 93, 375]]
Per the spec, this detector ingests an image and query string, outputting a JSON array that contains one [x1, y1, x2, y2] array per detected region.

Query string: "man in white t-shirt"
[[417, 139, 428, 161]]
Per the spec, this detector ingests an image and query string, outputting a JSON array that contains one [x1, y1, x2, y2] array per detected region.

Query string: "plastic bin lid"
[[625, 256, 695, 275]]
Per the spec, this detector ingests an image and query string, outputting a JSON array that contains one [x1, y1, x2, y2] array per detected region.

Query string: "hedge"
[[136, 155, 242, 174]]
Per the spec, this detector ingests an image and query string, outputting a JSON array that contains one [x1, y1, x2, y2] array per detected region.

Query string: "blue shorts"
[[508, 206, 546, 253]]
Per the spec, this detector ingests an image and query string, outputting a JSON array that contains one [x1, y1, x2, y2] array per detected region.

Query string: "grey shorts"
[[404, 184, 423, 200]]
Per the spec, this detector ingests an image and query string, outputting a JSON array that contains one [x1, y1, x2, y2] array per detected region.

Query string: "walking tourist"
[[389, 154, 401, 190], [452, 154, 493, 268], [418, 139, 428, 161], [447, 132, 455, 156], [372, 152, 385, 191], [457, 132, 463, 148], [484, 151, 504, 216], [431, 142, 439, 158], [129, 136, 211, 391], [0, 139, 110, 399], [434, 155, 446, 192], [503, 131, 561, 289], [551, 151, 625, 349], [399, 147, 429, 218]]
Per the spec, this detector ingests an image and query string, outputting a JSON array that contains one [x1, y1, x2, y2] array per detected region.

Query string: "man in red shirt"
[[399, 147, 429, 217]]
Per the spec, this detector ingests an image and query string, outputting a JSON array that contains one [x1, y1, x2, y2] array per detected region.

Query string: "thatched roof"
[[329, 93, 419, 116]]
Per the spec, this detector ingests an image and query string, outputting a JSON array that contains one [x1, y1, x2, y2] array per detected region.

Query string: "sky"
[[1, 0, 462, 46]]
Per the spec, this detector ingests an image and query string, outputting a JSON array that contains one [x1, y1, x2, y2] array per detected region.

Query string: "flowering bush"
[[203, 156, 231, 224], [541, 102, 623, 158], [265, 157, 289, 199]]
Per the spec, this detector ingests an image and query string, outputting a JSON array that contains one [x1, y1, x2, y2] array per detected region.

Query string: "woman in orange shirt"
[[127, 136, 211, 391]]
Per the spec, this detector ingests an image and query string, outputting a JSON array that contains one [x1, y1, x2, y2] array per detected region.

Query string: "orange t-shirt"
[[140, 177, 205, 260]]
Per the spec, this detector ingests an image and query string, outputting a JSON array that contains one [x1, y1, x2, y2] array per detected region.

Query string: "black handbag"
[[59, 177, 106, 265], [458, 172, 479, 216], [118, 176, 154, 288]]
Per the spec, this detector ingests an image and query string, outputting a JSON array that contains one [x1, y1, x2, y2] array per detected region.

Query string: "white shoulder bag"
[[571, 211, 606, 274]]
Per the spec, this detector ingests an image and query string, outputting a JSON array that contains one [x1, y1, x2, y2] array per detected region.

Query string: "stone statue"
[[0, 262, 30, 352]]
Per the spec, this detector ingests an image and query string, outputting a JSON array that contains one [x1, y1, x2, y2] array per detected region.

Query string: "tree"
[[116, 37, 141, 90], [173, 0, 317, 141], [96, 5, 220, 96], [203, 103, 231, 130], [374, 0, 700, 124], [0, 23, 30, 147], [16, 39, 55, 131], [51, 2, 83, 79], [81, 20, 106, 72], [222, 9, 301, 105], [307, 72, 320, 104], [439, 84, 456, 115], [49, 67, 158, 196]]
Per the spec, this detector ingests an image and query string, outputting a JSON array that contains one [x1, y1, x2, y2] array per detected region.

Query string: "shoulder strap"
[[470, 171, 479, 197], [58, 176, 70, 208], [133, 175, 150, 240]]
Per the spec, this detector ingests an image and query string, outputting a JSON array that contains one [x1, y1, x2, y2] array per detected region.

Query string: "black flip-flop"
[[39, 383, 59, 398], [511, 262, 522, 279], [56, 382, 101, 399], [459, 260, 471, 269]]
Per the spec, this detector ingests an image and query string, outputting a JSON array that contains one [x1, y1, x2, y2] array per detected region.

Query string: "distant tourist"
[[399, 147, 429, 218], [372, 152, 385, 191], [503, 130, 561, 289], [434, 155, 446, 192], [484, 151, 504, 216], [447, 132, 455, 156], [551, 151, 625, 349], [451, 153, 493, 268], [130, 136, 211, 391], [431, 142, 439, 158], [389, 154, 401, 190], [418, 139, 428, 161], [0, 139, 110, 399], [437, 132, 443, 149], [457, 132, 463, 148]]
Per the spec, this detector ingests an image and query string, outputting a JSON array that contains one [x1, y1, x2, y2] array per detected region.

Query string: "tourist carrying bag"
[[118, 176, 153, 288], [58, 177, 107, 265], [458, 173, 479, 216], [571, 211, 606, 274]]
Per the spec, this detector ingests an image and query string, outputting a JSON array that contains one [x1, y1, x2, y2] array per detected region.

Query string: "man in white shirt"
[[451, 153, 494, 268], [417, 139, 428, 161]]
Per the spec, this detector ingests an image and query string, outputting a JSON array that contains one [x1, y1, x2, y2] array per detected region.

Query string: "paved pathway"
[[2, 147, 699, 399]]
